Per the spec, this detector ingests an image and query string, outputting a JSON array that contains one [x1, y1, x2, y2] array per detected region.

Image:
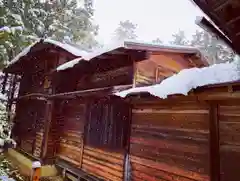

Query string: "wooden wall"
[[12, 99, 46, 158], [134, 52, 202, 87], [82, 146, 125, 181], [129, 99, 210, 181], [54, 99, 86, 168], [77, 66, 133, 90], [218, 101, 240, 181], [82, 98, 130, 181]]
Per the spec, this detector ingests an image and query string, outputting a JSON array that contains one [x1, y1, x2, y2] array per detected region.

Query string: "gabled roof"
[[56, 40, 208, 71], [6, 38, 88, 67]]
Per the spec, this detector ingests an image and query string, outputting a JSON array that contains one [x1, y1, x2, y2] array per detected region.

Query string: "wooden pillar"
[[209, 102, 220, 181], [41, 100, 53, 161]]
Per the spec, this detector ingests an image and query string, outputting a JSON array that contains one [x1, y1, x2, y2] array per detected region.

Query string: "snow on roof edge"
[[43, 39, 88, 57], [56, 42, 125, 71], [115, 60, 240, 99], [7, 38, 88, 67], [56, 58, 84, 71], [8, 40, 40, 66], [56, 40, 204, 72], [124, 40, 200, 53]]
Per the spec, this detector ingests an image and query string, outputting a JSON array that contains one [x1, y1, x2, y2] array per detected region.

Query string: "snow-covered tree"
[[0, 0, 98, 66], [170, 30, 189, 45], [190, 30, 235, 64], [152, 38, 163, 44], [169, 29, 235, 64], [114, 20, 137, 41]]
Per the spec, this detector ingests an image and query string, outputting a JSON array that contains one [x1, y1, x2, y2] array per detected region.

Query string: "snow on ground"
[[115, 60, 240, 99]]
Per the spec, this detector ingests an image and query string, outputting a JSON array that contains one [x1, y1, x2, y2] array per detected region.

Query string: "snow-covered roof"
[[56, 40, 203, 71], [57, 58, 83, 71], [115, 60, 240, 99], [9, 41, 39, 65], [44, 39, 88, 57], [7, 38, 88, 66]]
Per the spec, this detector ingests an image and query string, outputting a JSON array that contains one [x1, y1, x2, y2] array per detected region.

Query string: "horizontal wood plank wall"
[[130, 100, 210, 181], [82, 146, 124, 181], [55, 99, 86, 168], [218, 101, 240, 181]]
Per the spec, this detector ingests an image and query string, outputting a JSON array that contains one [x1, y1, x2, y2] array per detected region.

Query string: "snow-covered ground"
[[115, 59, 240, 98]]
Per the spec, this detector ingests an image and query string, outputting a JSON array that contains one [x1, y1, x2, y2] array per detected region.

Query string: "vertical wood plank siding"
[[218, 101, 240, 181], [82, 99, 130, 181], [55, 99, 86, 167], [130, 100, 210, 181]]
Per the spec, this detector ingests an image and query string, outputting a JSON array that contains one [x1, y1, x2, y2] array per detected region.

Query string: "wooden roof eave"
[[54, 48, 149, 73], [192, 0, 240, 54], [196, 16, 236, 53]]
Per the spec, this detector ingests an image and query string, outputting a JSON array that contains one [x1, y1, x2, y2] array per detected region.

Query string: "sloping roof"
[[191, 0, 240, 54], [7, 38, 88, 67], [56, 40, 208, 71], [115, 60, 240, 99]]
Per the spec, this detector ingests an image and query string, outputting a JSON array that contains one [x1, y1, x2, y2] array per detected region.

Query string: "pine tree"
[[0, 0, 98, 67], [152, 38, 163, 44], [114, 20, 137, 41], [170, 30, 189, 45], [190, 30, 235, 64]]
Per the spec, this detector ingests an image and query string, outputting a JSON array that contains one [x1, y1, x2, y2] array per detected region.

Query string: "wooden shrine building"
[[3, 39, 211, 180]]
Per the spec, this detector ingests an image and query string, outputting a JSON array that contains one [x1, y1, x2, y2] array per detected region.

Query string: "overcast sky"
[[93, 0, 205, 44]]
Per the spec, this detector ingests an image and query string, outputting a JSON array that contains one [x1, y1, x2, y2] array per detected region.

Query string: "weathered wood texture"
[[12, 100, 46, 158], [82, 146, 125, 181], [84, 98, 130, 151], [130, 100, 210, 181], [54, 99, 86, 167], [77, 66, 133, 91], [82, 98, 130, 180], [218, 101, 240, 181], [55, 66, 133, 94], [134, 52, 202, 87]]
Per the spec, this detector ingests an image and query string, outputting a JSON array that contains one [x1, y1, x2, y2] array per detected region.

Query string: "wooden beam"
[[41, 100, 53, 161], [213, 0, 232, 11], [209, 102, 220, 181]]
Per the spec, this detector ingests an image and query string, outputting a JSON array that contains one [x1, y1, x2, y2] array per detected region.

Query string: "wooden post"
[[209, 102, 220, 181], [41, 100, 53, 161]]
